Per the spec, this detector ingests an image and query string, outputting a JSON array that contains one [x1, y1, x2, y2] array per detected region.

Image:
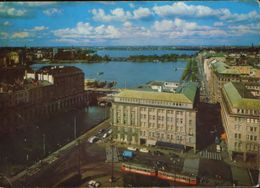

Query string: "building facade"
[[0, 66, 86, 135], [204, 59, 260, 103], [111, 82, 199, 152], [220, 82, 260, 161]]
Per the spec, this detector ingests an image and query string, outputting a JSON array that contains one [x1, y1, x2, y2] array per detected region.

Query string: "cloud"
[[153, 18, 209, 32], [33, 26, 48, 31], [0, 4, 27, 17], [228, 23, 260, 35], [91, 7, 153, 22], [152, 18, 226, 39], [221, 10, 260, 22], [16, 2, 56, 6], [213, 22, 224, 27], [12, 32, 29, 38], [132, 7, 153, 20], [91, 8, 131, 22], [53, 22, 120, 40], [123, 21, 132, 27], [152, 2, 260, 22], [43, 8, 62, 16], [0, 32, 8, 39], [153, 2, 219, 17], [129, 3, 135, 8]]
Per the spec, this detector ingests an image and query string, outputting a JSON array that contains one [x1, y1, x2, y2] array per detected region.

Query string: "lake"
[[31, 61, 187, 88]]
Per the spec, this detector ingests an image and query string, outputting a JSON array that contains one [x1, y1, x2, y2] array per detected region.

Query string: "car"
[[88, 180, 101, 188], [108, 128, 112, 134], [127, 146, 137, 151], [98, 129, 106, 134], [102, 133, 108, 138], [88, 136, 99, 143], [216, 144, 221, 152], [140, 148, 149, 153]]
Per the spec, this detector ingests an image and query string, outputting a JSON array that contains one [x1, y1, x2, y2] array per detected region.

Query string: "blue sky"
[[0, 1, 260, 46]]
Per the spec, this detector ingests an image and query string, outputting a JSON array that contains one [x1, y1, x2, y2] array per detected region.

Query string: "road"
[[10, 118, 112, 187], [196, 55, 210, 102]]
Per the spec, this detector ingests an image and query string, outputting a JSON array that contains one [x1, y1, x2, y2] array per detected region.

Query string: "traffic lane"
[[17, 120, 111, 187], [25, 141, 108, 186], [119, 148, 183, 172]]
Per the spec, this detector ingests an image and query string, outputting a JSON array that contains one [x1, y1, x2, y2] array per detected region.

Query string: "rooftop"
[[223, 82, 260, 111], [115, 82, 198, 104], [36, 66, 83, 75]]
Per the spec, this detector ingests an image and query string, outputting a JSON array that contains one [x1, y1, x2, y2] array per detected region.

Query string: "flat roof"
[[115, 82, 198, 104], [223, 82, 260, 111]]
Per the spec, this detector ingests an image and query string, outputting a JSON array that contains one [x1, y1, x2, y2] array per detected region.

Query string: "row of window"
[[119, 97, 188, 108], [234, 125, 258, 132], [237, 108, 258, 115], [246, 143, 258, 152]]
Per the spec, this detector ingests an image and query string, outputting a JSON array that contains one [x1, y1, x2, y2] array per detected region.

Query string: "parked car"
[[108, 128, 112, 134], [216, 144, 221, 152], [88, 136, 99, 143], [88, 180, 101, 188], [98, 129, 106, 134], [102, 133, 108, 139], [140, 148, 149, 153], [127, 146, 137, 151]]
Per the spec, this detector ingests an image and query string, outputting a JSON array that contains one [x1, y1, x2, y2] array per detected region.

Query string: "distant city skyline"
[[0, 1, 260, 46]]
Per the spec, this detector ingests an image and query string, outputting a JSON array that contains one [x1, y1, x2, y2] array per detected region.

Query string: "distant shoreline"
[[32, 57, 191, 65]]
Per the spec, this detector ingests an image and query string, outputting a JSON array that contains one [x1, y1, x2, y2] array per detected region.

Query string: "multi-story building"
[[220, 82, 260, 161], [111, 82, 199, 153], [204, 59, 260, 103], [0, 66, 86, 135]]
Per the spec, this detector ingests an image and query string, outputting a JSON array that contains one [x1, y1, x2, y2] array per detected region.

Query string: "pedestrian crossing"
[[199, 150, 222, 160]]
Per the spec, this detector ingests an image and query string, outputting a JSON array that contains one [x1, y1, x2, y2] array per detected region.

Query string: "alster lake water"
[[1, 49, 197, 183], [31, 61, 187, 88]]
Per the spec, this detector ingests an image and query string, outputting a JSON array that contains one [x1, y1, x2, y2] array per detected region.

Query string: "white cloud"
[[0, 4, 27, 17], [152, 18, 226, 39], [16, 2, 56, 6], [53, 22, 120, 40], [43, 8, 62, 16], [133, 7, 152, 19], [129, 3, 135, 8], [221, 10, 260, 22], [91, 7, 152, 22], [123, 21, 132, 27], [0, 32, 8, 39], [12, 32, 29, 38], [153, 18, 209, 32], [228, 23, 260, 35], [92, 8, 131, 22], [33, 26, 48, 31], [153, 2, 219, 17], [213, 22, 224, 27], [152, 2, 260, 22]]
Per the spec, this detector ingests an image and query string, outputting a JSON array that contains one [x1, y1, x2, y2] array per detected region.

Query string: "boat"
[[157, 170, 197, 185], [97, 72, 104, 75], [121, 163, 156, 177]]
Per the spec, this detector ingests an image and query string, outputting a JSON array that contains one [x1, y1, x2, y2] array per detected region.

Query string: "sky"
[[0, 1, 260, 46]]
